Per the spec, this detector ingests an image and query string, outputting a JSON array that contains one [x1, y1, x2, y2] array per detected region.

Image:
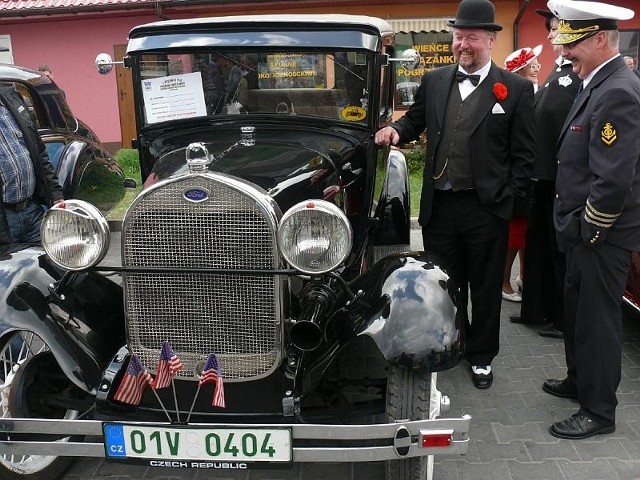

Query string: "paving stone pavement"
[[59, 231, 640, 479]]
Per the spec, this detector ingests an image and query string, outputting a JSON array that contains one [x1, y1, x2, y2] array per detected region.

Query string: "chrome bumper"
[[0, 416, 471, 462]]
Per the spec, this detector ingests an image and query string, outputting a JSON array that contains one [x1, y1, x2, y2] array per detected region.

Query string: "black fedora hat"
[[447, 0, 503, 31]]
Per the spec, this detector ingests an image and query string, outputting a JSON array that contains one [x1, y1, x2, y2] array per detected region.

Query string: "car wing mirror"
[[386, 49, 421, 70], [95, 53, 125, 75]]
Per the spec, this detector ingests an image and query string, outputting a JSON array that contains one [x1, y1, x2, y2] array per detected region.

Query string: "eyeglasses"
[[529, 64, 542, 71]]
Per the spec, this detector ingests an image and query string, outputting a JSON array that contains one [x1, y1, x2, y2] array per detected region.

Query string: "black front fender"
[[348, 252, 464, 371], [0, 245, 125, 393]]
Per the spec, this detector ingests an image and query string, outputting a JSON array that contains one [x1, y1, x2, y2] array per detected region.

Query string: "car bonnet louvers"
[[122, 173, 284, 381]]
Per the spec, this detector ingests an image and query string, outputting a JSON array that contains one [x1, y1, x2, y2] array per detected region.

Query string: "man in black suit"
[[544, 0, 640, 440], [509, 9, 581, 339], [375, 0, 535, 389], [0, 86, 63, 251]]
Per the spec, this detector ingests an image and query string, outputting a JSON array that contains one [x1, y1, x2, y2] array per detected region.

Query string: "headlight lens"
[[41, 200, 110, 271], [277, 200, 352, 274]]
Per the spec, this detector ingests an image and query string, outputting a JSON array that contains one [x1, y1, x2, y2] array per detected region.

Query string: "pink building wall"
[[2, 14, 172, 144]]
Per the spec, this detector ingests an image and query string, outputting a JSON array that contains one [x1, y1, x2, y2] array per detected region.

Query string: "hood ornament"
[[186, 142, 212, 173]]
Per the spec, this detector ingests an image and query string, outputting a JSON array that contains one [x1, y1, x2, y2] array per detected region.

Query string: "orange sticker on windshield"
[[341, 106, 367, 122]]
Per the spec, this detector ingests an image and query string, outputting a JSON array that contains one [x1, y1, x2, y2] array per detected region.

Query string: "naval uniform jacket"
[[0, 87, 63, 246], [391, 62, 536, 225], [554, 56, 640, 253]]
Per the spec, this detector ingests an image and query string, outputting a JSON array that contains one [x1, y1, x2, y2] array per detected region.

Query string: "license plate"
[[103, 423, 292, 462]]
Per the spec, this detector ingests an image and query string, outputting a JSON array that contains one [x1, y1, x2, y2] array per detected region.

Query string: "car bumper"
[[0, 416, 471, 462]]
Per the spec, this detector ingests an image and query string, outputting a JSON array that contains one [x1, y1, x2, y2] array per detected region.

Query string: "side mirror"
[[387, 49, 421, 71], [95, 53, 124, 75]]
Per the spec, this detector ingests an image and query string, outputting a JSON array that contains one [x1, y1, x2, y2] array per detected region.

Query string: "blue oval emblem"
[[183, 188, 209, 203]]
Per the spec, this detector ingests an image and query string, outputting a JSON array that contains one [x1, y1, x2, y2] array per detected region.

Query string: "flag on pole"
[[199, 353, 226, 408], [152, 341, 184, 389], [113, 354, 153, 405]]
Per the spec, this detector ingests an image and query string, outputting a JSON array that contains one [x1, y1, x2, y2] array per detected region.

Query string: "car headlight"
[[41, 200, 110, 271], [277, 200, 352, 274]]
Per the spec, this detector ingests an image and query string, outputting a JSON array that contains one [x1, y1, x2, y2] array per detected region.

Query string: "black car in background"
[[0, 64, 128, 216], [0, 16, 470, 480]]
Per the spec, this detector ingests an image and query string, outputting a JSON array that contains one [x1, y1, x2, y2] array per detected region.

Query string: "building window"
[[394, 31, 454, 108], [621, 30, 640, 69], [0, 35, 13, 64]]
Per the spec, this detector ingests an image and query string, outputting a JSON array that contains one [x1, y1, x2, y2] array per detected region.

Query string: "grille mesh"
[[123, 175, 281, 381]]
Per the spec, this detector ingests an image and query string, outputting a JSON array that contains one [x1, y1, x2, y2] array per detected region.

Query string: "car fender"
[[0, 245, 125, 393], [349, 252, 464, 371]]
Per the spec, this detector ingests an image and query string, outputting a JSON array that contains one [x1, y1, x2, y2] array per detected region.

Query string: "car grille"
[[122, 174, 283, 381]]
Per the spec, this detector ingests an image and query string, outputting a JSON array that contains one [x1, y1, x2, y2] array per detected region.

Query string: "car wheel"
[[0, 330, 81, 480], [385, 364, 434, 480]]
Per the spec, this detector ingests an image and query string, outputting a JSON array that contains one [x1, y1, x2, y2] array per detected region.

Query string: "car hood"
[[144, 123, 369, 214]]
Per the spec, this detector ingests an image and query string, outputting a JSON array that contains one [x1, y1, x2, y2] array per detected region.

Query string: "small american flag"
[[199, 353, 226, 408], [113, 355, 153, 405], [152, 342, 184, 389]]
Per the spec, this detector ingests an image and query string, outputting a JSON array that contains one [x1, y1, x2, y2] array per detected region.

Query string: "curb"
[[108, 220, 122, 232]]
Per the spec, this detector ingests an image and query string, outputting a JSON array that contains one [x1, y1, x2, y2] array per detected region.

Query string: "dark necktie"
[[456, 71, 480, 86], [573, 82, 584, 104]]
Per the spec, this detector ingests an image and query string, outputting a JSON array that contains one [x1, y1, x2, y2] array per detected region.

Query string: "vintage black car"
[[0, 15, 470, 480], [0, 64, 129, 217]]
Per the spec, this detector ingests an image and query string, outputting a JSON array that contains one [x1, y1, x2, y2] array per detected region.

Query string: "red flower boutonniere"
[[493, 82, 508, 102]]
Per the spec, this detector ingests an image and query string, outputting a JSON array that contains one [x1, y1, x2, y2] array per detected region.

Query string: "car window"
[[138, 49, 372, 126], [46, 141, 65, 169], [12, 83, 40, 127]]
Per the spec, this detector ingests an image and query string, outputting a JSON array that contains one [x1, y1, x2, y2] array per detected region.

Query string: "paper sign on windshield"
[[142, 72, 207, 124]]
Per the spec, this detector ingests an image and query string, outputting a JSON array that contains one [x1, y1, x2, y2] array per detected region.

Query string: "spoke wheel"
[[0, 330, 80, 480]]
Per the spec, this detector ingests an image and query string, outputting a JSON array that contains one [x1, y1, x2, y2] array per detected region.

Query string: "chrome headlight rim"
[[41, 200, 110, 271], [277, 200, 353, 275]]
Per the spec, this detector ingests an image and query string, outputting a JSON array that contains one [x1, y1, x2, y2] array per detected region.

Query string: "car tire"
[[385, 363, 434, 480], [0, 330, 81, 480]]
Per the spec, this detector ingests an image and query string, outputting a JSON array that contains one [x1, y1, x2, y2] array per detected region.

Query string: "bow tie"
[[456, 71, 480, 86]]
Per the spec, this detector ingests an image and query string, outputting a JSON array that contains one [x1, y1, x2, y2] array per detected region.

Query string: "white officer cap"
[[547, 0, 634, 45]]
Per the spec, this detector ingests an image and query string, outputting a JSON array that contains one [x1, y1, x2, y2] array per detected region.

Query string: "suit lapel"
[[558, 56, 625, 145], [471, 62, 501, 135]]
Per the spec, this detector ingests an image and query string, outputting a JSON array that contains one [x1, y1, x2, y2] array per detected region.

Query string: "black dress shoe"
[[539, 324, 564, 339], [550, 412, 615, 439], [509, 314, 544, 324], [470, 366, 493, 389], [542, 378, 578, 399]]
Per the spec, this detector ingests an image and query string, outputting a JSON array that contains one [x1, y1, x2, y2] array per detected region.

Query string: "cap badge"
[[601, 122, 617, 146]]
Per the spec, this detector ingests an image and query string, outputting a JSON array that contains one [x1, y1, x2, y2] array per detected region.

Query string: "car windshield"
[[137, 49, 372, 126]]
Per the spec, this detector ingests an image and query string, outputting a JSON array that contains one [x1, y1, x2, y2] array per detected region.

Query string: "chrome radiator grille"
[[122, 174, 283, 381]]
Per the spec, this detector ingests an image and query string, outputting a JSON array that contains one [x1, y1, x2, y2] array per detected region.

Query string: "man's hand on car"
[[374, 126, 400, 147]]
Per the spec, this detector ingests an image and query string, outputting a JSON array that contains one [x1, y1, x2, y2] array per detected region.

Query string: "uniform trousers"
[[422, 189, 508, 366], [521, 180, 565, 328], [564, 241, 630, 425]]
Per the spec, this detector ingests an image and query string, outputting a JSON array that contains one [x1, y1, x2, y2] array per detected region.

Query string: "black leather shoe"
[[539, 324, 564, 339], [550, 412, 615, 439], [542, 378, 578, 399], [509, 314, 545, 324], [470, 366, 493, 389]]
